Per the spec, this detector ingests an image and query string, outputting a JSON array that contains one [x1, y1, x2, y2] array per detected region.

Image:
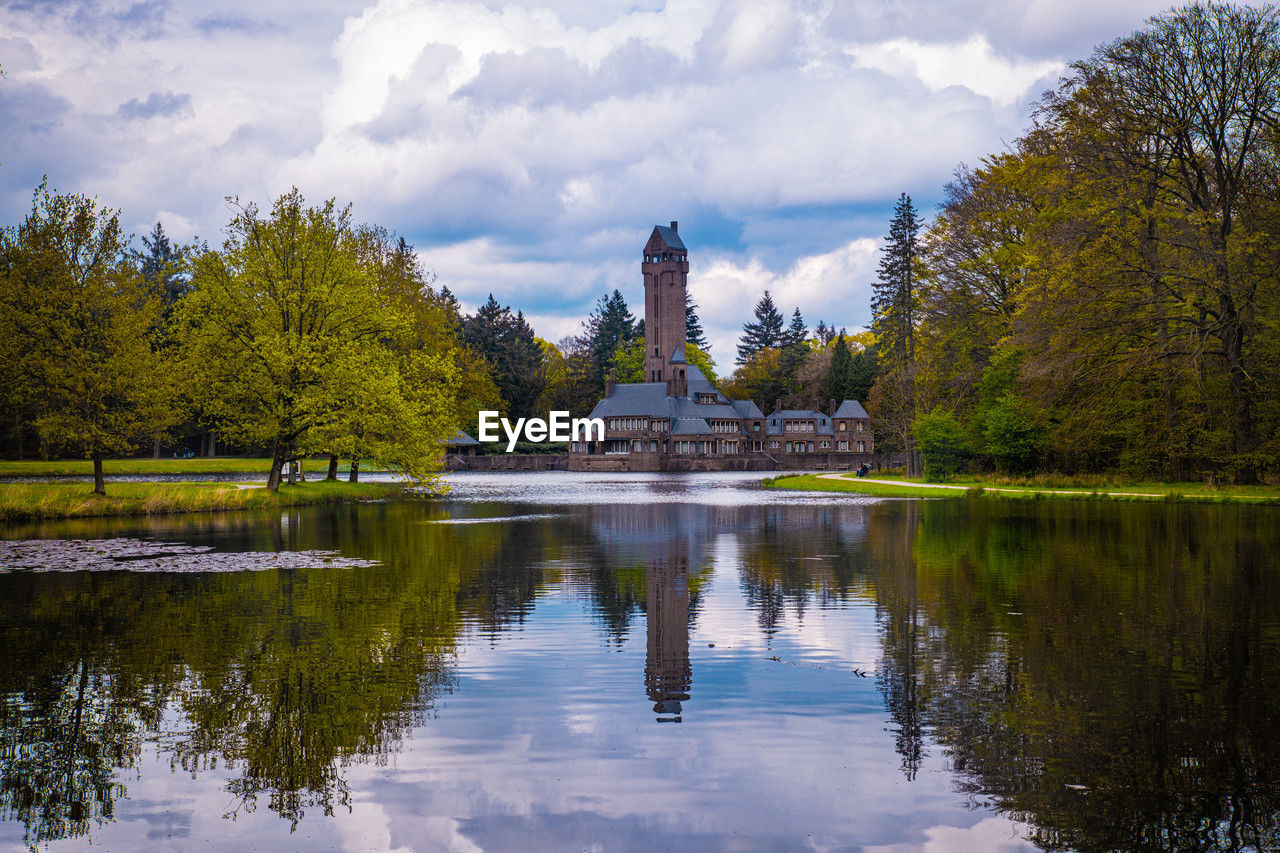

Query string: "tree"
[[782, 307, 807, 349], [129, 221, 187, 308], [686, 292, 709, 350], [308, 224, 461, 484], [983, 394, 1046, 474], [584, 289, 635, 388], [0, 181, 176, 494], [179, 189, 418, 491], [719, 347, 785, 412], [612, 338, 716, 386], [873, 194, 922, 366], [737, 290, 784, 364], [462, 295, 547, 421], [870, 194, 923, 475], [913, 408, 967, 481]]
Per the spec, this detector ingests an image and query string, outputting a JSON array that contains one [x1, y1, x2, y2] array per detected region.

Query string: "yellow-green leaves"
[[0, 182, 178, 493]]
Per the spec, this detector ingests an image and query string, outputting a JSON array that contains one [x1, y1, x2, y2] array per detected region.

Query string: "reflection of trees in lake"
[[0, 502, 552, 842], [872, 501, 1280, 851], [734, 505, 877, 642]]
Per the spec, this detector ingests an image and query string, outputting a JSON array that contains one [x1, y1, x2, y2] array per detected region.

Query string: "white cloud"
[[693, 238, 878, 359], [0, 0, 1172, 345], [848, 34, 1063, 106]]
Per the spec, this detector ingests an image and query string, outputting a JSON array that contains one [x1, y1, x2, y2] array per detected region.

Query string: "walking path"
[[815, 472, 1168, 499]]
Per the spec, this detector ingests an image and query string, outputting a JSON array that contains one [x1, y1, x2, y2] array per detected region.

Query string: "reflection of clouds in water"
[[864, 816, 1040, 852], [441, 471, 884, 506], [423, 514, 563, 525]]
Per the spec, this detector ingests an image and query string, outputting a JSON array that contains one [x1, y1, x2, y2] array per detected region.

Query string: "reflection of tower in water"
[[645, 549, 691, 723]]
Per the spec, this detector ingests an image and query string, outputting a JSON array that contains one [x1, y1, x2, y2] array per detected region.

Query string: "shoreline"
[[0, 480, 409, 522], [764, 472, 1280, 505]]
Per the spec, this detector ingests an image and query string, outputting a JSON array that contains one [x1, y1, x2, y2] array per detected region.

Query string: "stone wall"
[[444, 454, 570, 472], [566, 451, 874, 473]]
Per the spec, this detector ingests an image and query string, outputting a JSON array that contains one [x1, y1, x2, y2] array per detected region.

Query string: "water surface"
[[1, 472, 1278, 851]]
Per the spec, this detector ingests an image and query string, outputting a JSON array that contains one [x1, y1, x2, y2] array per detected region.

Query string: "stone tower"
[[642, 222, 688, 385]]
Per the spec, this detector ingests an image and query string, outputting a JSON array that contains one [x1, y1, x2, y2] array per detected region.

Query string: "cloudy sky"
[[0, 0, 1208, 361]]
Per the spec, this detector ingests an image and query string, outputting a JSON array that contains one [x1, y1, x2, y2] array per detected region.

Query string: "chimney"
[[605, 367, 616, 396], [829, 398, 838, 416], [670, 220, 678, 232], [774, 398, 782, 413]]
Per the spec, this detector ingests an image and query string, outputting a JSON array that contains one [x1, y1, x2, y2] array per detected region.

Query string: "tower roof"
[[652, 223, 686, 252]]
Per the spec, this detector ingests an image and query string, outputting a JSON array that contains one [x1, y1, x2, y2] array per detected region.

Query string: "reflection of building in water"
[[645, 548, 691, 723]]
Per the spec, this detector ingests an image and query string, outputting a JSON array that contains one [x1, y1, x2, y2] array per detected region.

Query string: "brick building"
[[569, 223, 873, 472]]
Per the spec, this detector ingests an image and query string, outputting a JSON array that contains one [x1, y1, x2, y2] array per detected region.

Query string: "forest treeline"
[[0, 187, 496, 492], [0, 175, 875, 482], [4, 3, 1276, 486], [869, 3, 1280, 484]]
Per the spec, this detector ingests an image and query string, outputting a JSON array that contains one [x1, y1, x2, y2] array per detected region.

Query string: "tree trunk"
[[267, 440, 286, 491], [326, 454, 339, 481], [152, 436, 161, 459], [348, 458, 359, 483], [287, 458, 297, 486], [92, 455, 105, 495]]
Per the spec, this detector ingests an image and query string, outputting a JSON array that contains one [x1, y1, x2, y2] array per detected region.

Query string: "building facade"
[[569, 223, 873, 472]]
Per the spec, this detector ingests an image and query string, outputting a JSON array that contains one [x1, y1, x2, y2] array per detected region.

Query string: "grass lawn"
[[764, 473, 1280, 504], [0, 480, 406, 522], [762, 474, 966, 499], [0, 457, 278, 477]]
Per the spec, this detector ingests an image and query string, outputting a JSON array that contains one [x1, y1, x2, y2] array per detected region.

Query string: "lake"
[[2, 472, 1278, 851]]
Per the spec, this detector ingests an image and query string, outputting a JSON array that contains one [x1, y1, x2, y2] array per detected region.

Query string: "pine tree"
[[783, 307, 806, 349], [584, 289, 635, 388], [870, 193, 922, 474], [828, 334, 855, 401], [686, 292, 709, 350], [872, 194, 920, 365], [736, 290, 784, 364], [462, 295, 547, 420], [130, 221, 187, 308]]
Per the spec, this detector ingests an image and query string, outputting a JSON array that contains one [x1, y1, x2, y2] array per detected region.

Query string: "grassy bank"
[[0, 480, 406, 522], [763, 474, 965, 499], [0, 457, 399, 478], [764, 473, 1280, 504], [0, 458, 277, 477]]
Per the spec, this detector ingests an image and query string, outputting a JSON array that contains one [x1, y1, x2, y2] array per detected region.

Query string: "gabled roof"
[[833, 400, 870, 418], [588, 382, 672, 419], [653, 224, 686, 252], [669, 347, 687, 364], [671, 417, 713, 435], [731, 399, 765, 419], [444, 429, 479, 446], [685, 364, 727, 402]]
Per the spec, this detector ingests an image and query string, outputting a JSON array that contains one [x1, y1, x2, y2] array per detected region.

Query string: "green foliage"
[[612, 338, 715, 385], [982, 394, 1045, 474], [913, 408, 968, 481], [0, 181, 179, 493], [737, 290, 784, 364], [179, 189, 454, 490], [462, 295, 546, 420], [827, 334, 877, 404], [685, 291, 709, 350]]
